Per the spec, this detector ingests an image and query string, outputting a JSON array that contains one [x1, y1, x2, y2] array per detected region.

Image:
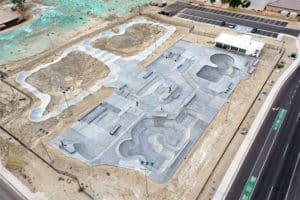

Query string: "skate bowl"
[[210, 53, 234, 69], [196, 53, 236, 82], [196, 65, 222, 82], [119, 117, 187, 171]]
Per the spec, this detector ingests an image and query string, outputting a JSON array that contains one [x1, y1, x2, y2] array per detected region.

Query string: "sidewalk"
[[213, 35, 300, 200], [0, 164, 46, 200]]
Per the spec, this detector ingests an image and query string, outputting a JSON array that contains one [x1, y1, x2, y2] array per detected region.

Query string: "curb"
[[0, 164, 47, 200], [213, 35, 300, 200]]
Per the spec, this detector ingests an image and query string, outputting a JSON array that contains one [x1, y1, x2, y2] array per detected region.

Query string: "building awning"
[[215, 33, 264, 57]]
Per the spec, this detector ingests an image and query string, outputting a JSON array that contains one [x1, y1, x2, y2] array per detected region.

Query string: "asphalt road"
[[0, 178, 23, 200], [226, 66, 300, 200]]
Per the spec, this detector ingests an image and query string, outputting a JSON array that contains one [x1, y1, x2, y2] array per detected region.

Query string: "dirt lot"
[[0, 7, 18, 24], [26, 51, 110, 113], [91, 23, 166, 57], [0, 129, 88, 200], [0, 82, 31, 125]]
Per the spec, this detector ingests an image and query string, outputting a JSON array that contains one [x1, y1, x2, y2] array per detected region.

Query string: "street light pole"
[[155, 24, 158, 50], [144, 168, 149, 198], [140, 160, 154, 198], [280, 40, 285, 54], [225, 100, 231, 121], [62, 90, 72, 116]]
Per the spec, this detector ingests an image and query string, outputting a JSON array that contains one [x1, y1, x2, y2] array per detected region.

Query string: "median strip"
[[273, 108, 287, 131], [241, 176, 257, 200]]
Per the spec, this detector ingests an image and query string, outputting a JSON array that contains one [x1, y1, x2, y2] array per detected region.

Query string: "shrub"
[[78, 186, 85, 192], [276, 63, 285, 69]]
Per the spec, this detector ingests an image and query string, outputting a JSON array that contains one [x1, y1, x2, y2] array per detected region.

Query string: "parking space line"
[[178, 10, 281, 39], [181, 6, 288, 28]]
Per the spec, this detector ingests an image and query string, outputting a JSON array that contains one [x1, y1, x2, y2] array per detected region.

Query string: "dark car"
[[251, 27, 258, 33]]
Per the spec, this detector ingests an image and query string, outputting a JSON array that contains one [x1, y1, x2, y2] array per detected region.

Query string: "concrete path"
[[16, 18, 176, 122]]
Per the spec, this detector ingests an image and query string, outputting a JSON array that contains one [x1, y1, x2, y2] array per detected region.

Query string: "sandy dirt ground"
[[0, 6, 18, 24], [0, 3, 298, 200], [26, 51, 110, 113], [0, 1, 49, 32], [0, 81, 31, 125], [92, 23, 166, 57], [0, 129, 88, 200], [0, 81, 115, 200]]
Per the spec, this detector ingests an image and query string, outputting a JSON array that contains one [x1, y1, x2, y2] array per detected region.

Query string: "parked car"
[[251, 27, 258, 33], [228, 24, 236, 29]]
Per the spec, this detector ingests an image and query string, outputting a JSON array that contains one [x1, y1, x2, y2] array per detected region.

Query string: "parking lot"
[[179, 12, 279, 38], [179, 13, 239, 30], [161, 1, 287, 27], [183, 5, 288, 27], [161, 2, 300, 37]]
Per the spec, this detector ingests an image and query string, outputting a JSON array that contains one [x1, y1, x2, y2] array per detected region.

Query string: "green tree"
[[10, 0, 26, 19], [219, 0, 251, 8], [230, 0, 241, 7], [241, 0, 251, 7]]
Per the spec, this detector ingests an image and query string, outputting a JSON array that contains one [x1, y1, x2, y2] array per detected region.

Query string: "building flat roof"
[[268, 0, 300, 12], [0, 9, 18, 24], [215, 33, 264, 54]]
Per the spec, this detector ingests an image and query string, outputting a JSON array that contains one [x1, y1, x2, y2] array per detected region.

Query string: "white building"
[[267, 0, 300, 15], [215, 33, 264, 57]]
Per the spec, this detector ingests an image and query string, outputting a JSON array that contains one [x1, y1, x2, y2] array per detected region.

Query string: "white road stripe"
[[283, 144, 289, 157], [248, 109, 287, 199], [266, 186, 274, 200], [284, 153, 300, 200]]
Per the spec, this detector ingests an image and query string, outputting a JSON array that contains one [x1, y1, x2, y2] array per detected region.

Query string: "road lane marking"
[[266, 186, 274, 200], [296, 112, 300, 122], [240, 108, 287, 200], [284, 153, 300, 200], [239, 124, 276, 200], [283, 143, 289, 157]]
